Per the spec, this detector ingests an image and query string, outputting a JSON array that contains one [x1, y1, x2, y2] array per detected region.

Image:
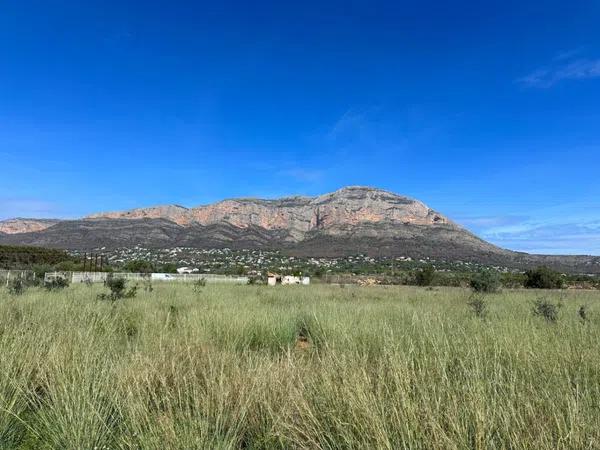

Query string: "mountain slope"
[[0, 218, 61, 235], [1, 186, 598, 273], [85, 187, 450, 240]]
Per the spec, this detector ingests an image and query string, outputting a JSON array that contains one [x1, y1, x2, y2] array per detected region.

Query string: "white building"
[[268, 273, 310, 286], [177, 267, 199, 274]]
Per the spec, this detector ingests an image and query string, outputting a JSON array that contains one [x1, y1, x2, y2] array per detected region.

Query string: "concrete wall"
[[45, 272, 249, 285]]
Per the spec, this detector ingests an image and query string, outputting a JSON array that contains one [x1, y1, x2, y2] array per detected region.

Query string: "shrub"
[[415, 265, 435, 287], [45, 276, 70, 291], [193, 278, 206, 292], [98, 275, 137, 301], [31, 264, 54, 284], [7, 278, 26, 295], [500, 272, 526, 289], [524, 266, 564, 289], [470, 270, 501, 293], [123, 260, 155, 274], [578, 305, 588, 323], [467, 293, 488, 318], [532, 297, 560, 323]]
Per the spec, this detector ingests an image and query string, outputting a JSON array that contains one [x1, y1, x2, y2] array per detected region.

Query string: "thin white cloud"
[[457, 215, 529, 228], [553, 47, 585, 61], [519, 58, 600, 88], [480, 220, 600, 256], [327, 109, 371, 142]]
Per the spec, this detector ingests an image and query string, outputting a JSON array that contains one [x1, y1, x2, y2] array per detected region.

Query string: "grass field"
[[1, 283, 599, 449]]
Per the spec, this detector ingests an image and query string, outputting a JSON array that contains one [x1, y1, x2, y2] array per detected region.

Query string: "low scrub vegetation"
[[524, 266, 565, 289], [0, 245, 75, 269], [532, 297, 561, 322], [0, 284, 599, 448], [97, 275, 138, 301], [470, 269, 502, 293]]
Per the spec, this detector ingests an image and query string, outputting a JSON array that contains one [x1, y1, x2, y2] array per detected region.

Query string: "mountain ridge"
[[1, 186, 599, 273]]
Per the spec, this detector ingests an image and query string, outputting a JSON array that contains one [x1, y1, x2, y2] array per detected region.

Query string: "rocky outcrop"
[[84, 186, 451, 240], [0, 219, 61, 235]]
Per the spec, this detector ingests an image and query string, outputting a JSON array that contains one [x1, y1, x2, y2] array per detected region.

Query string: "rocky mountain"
[[1, 186, 599, 273], [0, 218, 61, 235], [85, 187, 451, 240]]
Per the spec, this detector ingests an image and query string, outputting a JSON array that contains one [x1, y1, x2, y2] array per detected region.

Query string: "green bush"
[[7, 278, 26, 295], [500, 272, 526, 289], [123, 260, 155, 274], [414, 265, 435, 286], [0, 244, 74, 268], [524, 266, 564, 289], [98, 275, 137, 301], [45, 276, 70, 291], [160, 263, 178, 274], [470, 270, 501, 293], [467, 293, 488, 319], [532, 297, 560, 322]]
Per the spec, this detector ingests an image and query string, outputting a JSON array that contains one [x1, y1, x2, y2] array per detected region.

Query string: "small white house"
[[268, 273, 310, 286]]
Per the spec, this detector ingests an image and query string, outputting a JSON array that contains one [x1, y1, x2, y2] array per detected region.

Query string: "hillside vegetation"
[[0, 245, 74, 269], [1, 284, 599, 449]]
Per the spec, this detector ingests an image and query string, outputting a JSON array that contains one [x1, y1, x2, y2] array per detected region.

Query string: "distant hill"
[[0, 218, 61, 235], [1, 186, 599, 273]]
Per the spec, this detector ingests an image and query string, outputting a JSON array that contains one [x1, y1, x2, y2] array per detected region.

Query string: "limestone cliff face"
[[85, 187, 451, 240], [0, 219, 60, 235], [87, 205, 193, 226]]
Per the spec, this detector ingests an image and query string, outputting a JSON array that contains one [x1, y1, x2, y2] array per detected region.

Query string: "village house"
[[267, 273, 310, 286]]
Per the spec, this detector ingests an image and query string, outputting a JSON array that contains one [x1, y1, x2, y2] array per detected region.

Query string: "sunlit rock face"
[[85, 186, 451, 240], [0, 218, 61, 234]]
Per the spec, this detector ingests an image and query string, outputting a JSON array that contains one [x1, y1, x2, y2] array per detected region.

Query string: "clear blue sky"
[[1, 1, 599, 255]]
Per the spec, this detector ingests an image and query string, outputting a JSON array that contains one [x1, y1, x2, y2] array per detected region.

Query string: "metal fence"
[[44, 272, 249, 285]]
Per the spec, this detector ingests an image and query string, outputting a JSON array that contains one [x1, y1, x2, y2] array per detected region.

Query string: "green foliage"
[[532, 297, 561, 322], [193, 277, 206, 292], [7, 277, 26, 295], [159, 263, 178, 273], [414, 265, 435, 286], [524, 266, 564, 289], [54, 260, 81, 272], [44, 276, 70, 291], [470, 269, 501, 293], [122, 260, 155, 274], [31, 264, 54, 283], [98, 275, 137, 301], [0, 284, 599, 448], [467, 293, 488, 318], [500, 272, 526, 289], [578, 305, 588, 322], [0, 245, 75, 269]]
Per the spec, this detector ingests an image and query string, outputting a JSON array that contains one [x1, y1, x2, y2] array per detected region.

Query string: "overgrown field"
[[1, 284, 599, 449]]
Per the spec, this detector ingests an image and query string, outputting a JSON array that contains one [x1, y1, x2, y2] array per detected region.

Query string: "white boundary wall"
[[45, 272, 249, 285], [1, 270, 36, 286]]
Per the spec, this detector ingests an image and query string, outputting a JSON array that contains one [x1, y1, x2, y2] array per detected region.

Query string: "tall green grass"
[[0, 284, 599, 449]]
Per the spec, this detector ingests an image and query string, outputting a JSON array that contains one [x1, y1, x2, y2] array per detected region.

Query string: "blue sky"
[[1, 1, 599, 255]]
